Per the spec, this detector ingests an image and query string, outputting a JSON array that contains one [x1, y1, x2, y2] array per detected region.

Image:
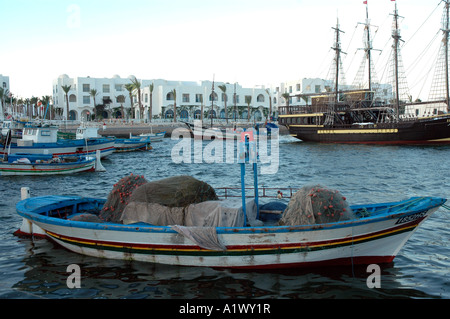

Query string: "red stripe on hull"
[[39, 217, 423, 252], [223, 256, 396, 270]]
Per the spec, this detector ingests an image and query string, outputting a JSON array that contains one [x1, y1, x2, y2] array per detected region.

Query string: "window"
[[221, 93, 227, 102], [257, 94, 265, 102], [115, 84, 123, 91], [103, 96, 112, 104], [289, 86, 292, 93], [103, 84, 110, 93], [166, 92, 174, 100], [209, 92, 218, 102], [182, 94, 190, 103], [116, 95, 125, 103], [145, 94, 148, 103], [195, 94, 203, 103], [296, 84, 301, 91], [233, 95, 240, 104], [83, 84, 90, 92], [83, 96, 90, 104], [69, 94, 77, 102], [315, 85, 321, 93]]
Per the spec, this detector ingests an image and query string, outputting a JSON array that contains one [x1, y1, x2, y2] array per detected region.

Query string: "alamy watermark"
[[66, 264, 81, 289], [366, 264, 381, 288], [170, 121, 280, 175]]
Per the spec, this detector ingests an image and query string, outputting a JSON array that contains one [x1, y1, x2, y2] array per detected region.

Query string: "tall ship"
[[278, 1, 450, 144]]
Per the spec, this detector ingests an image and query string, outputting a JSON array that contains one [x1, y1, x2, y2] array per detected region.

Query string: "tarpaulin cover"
[[121, 198, 258, 228], [121, 198, 258, 251]]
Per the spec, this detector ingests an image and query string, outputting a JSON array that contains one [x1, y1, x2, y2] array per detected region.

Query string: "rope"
[[442, 204, 450, 211]]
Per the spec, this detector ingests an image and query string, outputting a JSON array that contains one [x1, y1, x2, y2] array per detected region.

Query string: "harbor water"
[[0, 135, 449, 299]]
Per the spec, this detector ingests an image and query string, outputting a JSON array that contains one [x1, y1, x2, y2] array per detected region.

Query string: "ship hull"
[[285, 116, 450, 144]]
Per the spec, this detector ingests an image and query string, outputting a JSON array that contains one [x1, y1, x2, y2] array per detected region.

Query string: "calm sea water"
[[0, 135, 449, 299]]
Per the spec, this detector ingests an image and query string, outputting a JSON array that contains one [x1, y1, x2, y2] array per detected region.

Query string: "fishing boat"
[[0, 125, 115, 158], [14, 191, 446, 269], [13, 132, 447, 269], [0, 153, 97, 176], [1, 119, 30, 143], [113, 134, 152, 152], [183, 121, 279, 140], [139, 131, 166, 142], [278, 2, 450, 145]]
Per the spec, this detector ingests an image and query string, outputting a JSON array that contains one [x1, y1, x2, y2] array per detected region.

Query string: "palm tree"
[[199, 94, 204, 122], [148, 83, 154, 122], [218, 84, 228, 124], [30, 96, 38, 118], [90, 88, 98, 107], [0, 87, 8, 117], [172, 89, 177, 122], [281, 92, 290, 115], [61, 85, 71, 121], [124, 83, 135, 119], [265, 88, 272, 121], [245, 95, 252, 121], [41, 95, 52, 119], [130, 76, 143, 120]]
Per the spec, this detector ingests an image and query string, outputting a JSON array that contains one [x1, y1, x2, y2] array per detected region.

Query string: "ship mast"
[[332, 19, 346, 103], [443, 0, 450, 111], [391, 2, 403, 120], [364, 3, 373, 93]]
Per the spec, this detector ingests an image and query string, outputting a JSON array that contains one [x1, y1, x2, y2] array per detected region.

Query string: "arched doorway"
[[165, 109, 174, 119]]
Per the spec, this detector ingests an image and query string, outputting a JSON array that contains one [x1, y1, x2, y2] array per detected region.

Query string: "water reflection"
[[9, 238, 439, 299]]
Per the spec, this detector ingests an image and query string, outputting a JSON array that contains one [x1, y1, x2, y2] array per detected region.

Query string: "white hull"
[[15, 196, 444, 269]]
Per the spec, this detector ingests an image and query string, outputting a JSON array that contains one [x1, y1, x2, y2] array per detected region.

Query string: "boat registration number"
[[395, 211, 427, 225]]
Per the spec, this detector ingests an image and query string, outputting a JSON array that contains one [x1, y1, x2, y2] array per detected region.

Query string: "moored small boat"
[[139, 131, 166, 142], [0, 153, 97, 176], [14, 191, 446, 269], [0, 125, 115, 158], [113, 135, 152, 152]]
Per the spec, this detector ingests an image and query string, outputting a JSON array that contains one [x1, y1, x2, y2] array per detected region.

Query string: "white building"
[[53, 75, 272, 122], [268, 78, 393, 110]]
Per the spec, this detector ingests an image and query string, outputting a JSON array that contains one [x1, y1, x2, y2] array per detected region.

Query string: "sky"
[[0, 0, 446, 100]]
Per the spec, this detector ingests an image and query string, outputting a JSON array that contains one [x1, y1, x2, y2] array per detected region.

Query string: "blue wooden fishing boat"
[[0, 125, 115, 158], [113, 134, 152, 152], [13, 131, 447, 269], [0, 153, 97, 176], [14, 192, 446, 269]]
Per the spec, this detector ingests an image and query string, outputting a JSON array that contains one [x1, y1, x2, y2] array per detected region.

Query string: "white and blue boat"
[[113, 134, 152, 152], [0, 153, 97, 176], [0, 125, 115, 158], [14, 191, 446, 269], [13, 133, 447, 269]]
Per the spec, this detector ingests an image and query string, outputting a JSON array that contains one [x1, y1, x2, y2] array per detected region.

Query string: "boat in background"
[[139, 131, 166, 142], [114, 134, 152, 152], [0, 125, 115, 158], [0, 153, 98, 176], [278, 1, 450, 144], [184, 121, 279, 140], [1, 118, 31, 143]]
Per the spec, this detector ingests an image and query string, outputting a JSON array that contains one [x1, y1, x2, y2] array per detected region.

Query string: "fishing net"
[[99, 174, 149, 222], [278, 185, 355, 226], [128, 175, 218, 208], [100, 175, 219, 224]]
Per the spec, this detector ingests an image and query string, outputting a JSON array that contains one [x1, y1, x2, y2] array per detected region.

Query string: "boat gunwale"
[[15, 195, 447, 235]]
